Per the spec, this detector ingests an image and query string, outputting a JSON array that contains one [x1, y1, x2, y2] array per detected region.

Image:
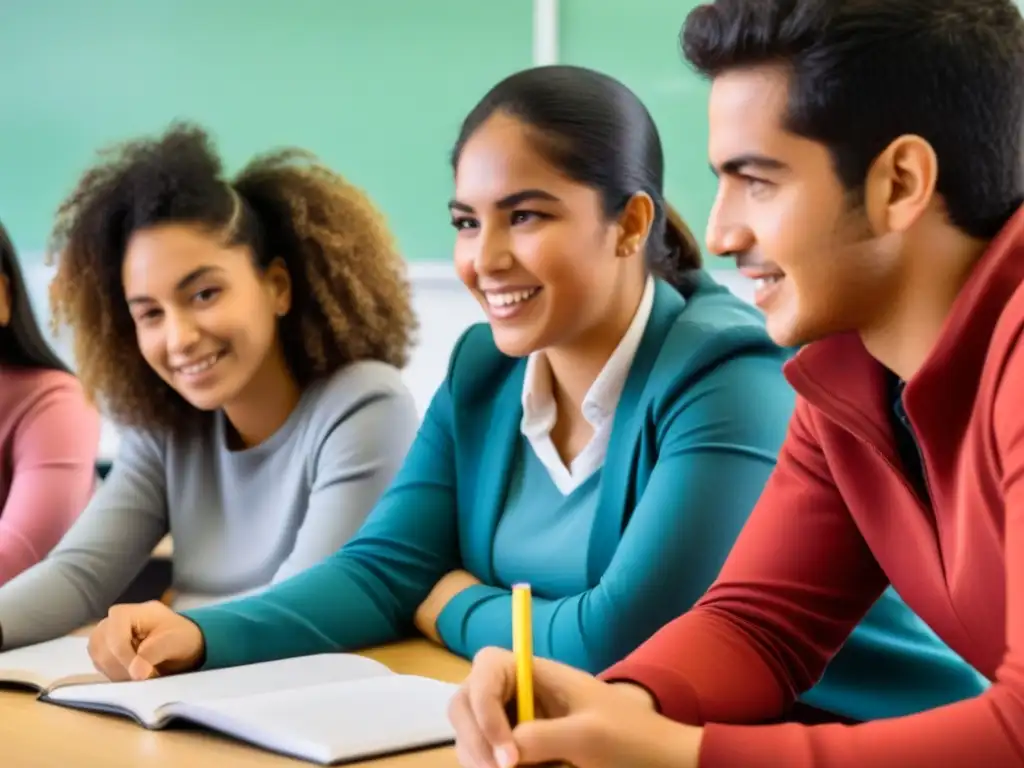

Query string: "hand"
[[414, 569, 481, 643], [87, 601, 206, 682], [449, 647, 702, 768]]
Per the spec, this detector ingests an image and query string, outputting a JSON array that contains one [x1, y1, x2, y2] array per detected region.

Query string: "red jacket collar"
[[784, 205, 1024, 451]]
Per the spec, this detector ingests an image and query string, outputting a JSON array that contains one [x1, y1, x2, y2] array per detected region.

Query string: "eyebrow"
[[448, 188, 562, 213], [711, 154, 789, 177], [126, 265, 224, 306]]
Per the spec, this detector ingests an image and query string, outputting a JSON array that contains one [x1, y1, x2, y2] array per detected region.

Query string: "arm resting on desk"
[[435, 352, 790, 673]]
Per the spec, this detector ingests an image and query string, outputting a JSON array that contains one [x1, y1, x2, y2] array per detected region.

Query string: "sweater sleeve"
[[0, 377, 100, 585], [602, 344, 1024, 768], [434, 349, 793, 674], [182, 375, 460, 670], [600, 399, 889, 725], [266, 383, 419, 584], [0, 428, 169, 649]]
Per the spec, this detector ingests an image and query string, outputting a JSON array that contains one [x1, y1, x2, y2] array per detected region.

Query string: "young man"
[[446, 1, 1024, 766]]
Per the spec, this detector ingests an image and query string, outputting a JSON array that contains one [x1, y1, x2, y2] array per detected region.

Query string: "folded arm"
[[435, 350, 794, 673]]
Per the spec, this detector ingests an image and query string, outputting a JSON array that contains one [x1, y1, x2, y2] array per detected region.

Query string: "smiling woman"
[[0, 123, 421, 650]]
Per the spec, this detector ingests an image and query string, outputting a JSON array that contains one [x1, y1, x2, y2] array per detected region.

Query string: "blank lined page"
[[0, 636, 96, 689], [170, 674, 459, 764], [47, 652, 392, 726]]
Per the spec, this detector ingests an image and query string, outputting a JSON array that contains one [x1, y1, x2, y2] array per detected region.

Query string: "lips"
[[484, 287, 540, 309], [738, 265, 786, 311], [173, 349, 227, 377]]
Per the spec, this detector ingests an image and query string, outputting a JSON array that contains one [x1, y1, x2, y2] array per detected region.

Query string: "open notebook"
[[0, 636, 458, 764]]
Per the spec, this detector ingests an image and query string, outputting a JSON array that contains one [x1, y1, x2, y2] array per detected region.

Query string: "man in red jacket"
[[447, 0, 1024, 766]]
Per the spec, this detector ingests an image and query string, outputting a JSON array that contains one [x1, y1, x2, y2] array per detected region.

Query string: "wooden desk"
[[0, 639, 467, 767]]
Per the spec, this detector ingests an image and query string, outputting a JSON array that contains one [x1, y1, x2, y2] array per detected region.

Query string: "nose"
[[164, 310, 200, 355], [705, 195, 755, 258], [473, 224, 515, 276]]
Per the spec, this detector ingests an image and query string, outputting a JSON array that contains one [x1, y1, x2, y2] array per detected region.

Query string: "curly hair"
[[48, 122, 417, 430]]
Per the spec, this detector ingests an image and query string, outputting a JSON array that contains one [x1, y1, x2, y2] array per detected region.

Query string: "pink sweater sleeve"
[[0, 375, 100, 584]]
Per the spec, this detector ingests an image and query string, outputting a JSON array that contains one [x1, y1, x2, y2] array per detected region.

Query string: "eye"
[[193, 287, 221, 304], [450, 216, 479, 232], [743, 176, 775, 199], [510, 210, 549, 226], [132, 308, 162, 325]]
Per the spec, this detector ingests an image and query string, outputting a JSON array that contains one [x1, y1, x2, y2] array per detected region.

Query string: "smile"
[[485, 288, 540, 308], [482, 287, 542, 320], [175, 350, 227, 378]]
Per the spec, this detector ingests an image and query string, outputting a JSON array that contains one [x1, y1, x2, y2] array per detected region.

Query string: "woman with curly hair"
[[0, 221, 99, 587], [0, 122, 419, 649]]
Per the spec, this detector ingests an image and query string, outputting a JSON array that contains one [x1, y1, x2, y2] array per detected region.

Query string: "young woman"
[[87, 67, 981, 723], [0, 123, 419, 649], [0, 221, 99, 586]]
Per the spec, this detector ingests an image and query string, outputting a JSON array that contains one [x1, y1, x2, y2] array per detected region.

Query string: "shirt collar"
[[521, 276, 658, 437]]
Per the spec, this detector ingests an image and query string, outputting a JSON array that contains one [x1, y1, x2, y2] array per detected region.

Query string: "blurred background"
[[0, 0, 752, 458]]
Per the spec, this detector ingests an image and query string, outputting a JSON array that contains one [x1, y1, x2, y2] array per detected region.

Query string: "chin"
[[763, 314, 803, 349], [490, 329, 544, 360], [179, 393, 229, 412]]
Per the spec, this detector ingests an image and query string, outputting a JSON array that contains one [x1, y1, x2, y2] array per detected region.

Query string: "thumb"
[[128, 616, 196, 681], [513, 714, 605, 768]]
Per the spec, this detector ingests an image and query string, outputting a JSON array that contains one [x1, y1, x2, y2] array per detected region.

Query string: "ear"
[[615, 192, 656, 259], [863, 135, 938, 234], [0, 274, 10, 327], [263, 258, 292, 318]]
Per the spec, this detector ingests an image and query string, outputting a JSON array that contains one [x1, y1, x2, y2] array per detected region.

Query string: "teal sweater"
[[184, 274, 985, 720]]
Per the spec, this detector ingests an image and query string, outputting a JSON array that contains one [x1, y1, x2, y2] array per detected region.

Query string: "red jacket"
[[602, 206, 1024, 767]]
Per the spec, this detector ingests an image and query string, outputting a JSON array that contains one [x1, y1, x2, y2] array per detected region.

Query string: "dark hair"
[[451, 64, 703, 295], [0, 221, 68, 373], [682, 0, 1024, 239], [48, 122, 416, 430]]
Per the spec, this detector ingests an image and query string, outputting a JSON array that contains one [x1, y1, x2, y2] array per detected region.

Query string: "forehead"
[[708, 66, 807, 168], [454, 113, 575, 202], [122, 224, 245, 290]]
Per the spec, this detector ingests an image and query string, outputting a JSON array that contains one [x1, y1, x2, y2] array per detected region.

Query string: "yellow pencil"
[[512, 582, 535, 723]]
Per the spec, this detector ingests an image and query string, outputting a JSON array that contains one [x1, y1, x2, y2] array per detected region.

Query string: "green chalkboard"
[[561, 0, 717, 263], [0, 0, 532, 260]]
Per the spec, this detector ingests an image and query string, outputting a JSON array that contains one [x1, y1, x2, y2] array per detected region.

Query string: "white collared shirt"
[[520, 276, 657, 495]]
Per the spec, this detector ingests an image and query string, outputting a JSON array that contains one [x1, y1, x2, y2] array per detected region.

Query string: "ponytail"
[[648, 201, 703, 297]]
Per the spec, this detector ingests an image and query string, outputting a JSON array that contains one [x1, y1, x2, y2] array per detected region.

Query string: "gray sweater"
[[0, 361, 419, 649]]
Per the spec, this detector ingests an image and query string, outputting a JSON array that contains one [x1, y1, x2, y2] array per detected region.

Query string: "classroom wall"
[[5, 0, 755, 459]]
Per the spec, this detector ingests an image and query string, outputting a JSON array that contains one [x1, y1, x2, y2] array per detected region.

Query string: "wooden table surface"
[[0, 639, 467, 767]]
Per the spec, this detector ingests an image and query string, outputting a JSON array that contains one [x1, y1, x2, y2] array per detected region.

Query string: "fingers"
[[87, 604, 146, 682], [466, 648, 519, 756], [87, 601, 187, 682], [87, 617, 131, 682], [513, 713, 605, 768], [449, 686, 502, 768], [129, 615, 201, 680]]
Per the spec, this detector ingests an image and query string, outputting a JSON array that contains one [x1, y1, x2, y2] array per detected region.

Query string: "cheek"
[[510, 223, 583, 287], [452, 238, 477, 290], [135, 329, 166, 371]]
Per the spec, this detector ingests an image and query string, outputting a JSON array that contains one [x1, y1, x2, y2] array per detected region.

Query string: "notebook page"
[[46, 652, 392, 727], [167, 674, 459, 764], [0, 636, 100, 690]]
